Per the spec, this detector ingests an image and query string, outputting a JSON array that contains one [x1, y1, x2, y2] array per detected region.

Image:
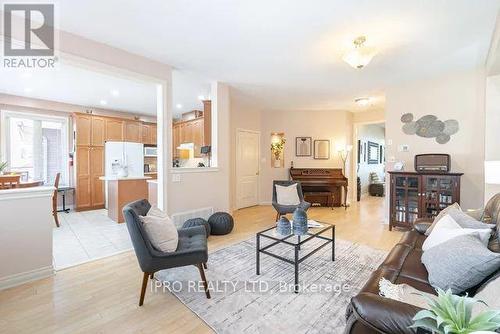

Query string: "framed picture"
[[357, 140, 362, 163], [313, 140, 330, 160], [363, 142, 367, 162], [368, 141, 379, 164], [295, 137, 312, 156], [379, 145, 384, 164]]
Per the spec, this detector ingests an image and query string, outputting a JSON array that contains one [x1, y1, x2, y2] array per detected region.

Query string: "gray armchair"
[[122, 199, 210, 306], [272, 180, 311, 221]]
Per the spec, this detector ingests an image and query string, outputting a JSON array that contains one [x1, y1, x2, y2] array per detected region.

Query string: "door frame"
[[235, 128, 261, 210]]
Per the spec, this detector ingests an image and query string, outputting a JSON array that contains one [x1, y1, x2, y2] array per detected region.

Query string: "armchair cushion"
[[140, 213, 178, 252], [275, 183, 300, 205]]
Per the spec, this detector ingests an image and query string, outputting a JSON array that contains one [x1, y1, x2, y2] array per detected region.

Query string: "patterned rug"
[[155, 237, 387, 334]]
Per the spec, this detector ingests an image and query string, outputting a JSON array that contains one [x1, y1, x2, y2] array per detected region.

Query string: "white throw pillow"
[[422, 214, 491, 252], [276, 183, 300, 206], [147, 206, 168, 218], [139, 210, 178, 252]]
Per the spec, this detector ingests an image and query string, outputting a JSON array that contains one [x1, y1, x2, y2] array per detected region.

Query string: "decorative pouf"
[[182, 218, 211, 237], [208, 212, 234, 235]]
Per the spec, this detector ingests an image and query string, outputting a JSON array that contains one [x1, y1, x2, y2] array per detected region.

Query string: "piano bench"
[[304, 192, 334, 209]]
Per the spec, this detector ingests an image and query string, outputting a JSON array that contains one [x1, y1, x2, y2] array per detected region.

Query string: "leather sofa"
[[344, 194, 500, 334]]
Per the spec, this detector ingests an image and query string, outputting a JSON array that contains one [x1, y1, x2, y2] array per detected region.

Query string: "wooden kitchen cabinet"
[[124, 121, 142, 142], [192, 118, 204, 157], [75, 146, 91, 210], [173, 124, 180, 158], [141, 123, 151, 144], [91, 116, 105, 146], [105, 118, 124, 141], [90, 146, 105, 207], [74, 114, 92, 146], [151, 124, 157, 145]]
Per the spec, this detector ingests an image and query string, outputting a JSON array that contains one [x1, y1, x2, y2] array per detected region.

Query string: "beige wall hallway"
[[0, 197, 401, 333]]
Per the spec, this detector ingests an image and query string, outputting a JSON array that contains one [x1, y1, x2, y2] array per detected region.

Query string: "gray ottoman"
[[208, 212, 234, 235], [182, 218, 211, 237]]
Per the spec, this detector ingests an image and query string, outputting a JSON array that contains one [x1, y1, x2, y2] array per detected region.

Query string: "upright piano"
[[289, 168, 348, 209]]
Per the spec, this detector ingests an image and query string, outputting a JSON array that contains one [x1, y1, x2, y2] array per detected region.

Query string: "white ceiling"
[[0, 62, 159, 115], [172, 70, 211, 117], [54, 0, 500, 111]]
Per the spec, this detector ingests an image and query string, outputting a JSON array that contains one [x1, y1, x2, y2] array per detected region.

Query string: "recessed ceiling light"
[[24, 87, 32, 93], [198, 95, 205, 100], [111, 89, 120, 97], [100, 100, 108, 106], [21, 71, 32, 79], [355, 97, 370, 106], [176, 103, 183, 109]]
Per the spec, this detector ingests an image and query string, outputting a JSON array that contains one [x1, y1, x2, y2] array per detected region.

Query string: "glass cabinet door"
[[422, 175, 455, 219], [392, 175, 419, 226]]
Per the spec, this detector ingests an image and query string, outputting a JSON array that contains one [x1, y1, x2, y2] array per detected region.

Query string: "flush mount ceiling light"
[[176, 103, 183, 109], [355, 97, 371, 106], [111, 89, 120, 97], [100, 99, 107, 106], [343, 36, 377, 69]]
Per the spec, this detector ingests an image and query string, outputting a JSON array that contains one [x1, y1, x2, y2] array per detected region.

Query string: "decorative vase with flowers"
[[270, 137, 286, 168]]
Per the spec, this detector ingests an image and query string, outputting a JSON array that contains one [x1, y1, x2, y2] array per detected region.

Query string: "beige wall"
[[485, 75, 500, 201], [229, 91, 262, 210], [167, 82, 232, 214], [385, 69, 486, 210], [258, 109, 354, 204]]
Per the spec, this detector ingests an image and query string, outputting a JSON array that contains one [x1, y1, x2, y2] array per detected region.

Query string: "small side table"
[[57, 186, 75, 213]]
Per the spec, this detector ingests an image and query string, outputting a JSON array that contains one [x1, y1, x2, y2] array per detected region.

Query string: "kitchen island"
[[99, 176, 151, 223]]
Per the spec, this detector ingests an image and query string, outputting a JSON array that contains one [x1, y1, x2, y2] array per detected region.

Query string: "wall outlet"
[[172, 174, 181, 183], [398, 144, 410, 152]]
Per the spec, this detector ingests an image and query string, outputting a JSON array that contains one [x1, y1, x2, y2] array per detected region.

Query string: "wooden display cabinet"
[[389, 171, 462, 231]]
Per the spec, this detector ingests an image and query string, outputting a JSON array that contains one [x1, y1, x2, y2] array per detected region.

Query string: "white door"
[[236, 129, 260, 209]]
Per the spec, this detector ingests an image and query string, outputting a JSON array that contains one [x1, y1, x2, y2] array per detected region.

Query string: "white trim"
[[169, 167, 219, 174], [259, 201, 272, 205], [0, 265, 54, 291], [0, 186, 54, 201]]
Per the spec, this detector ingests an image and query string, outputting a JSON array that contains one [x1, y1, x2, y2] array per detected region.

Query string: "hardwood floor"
[[0, 196, 402, 334]]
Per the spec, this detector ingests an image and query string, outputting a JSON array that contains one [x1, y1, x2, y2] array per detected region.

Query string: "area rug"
[[155, 237, 387, 334]]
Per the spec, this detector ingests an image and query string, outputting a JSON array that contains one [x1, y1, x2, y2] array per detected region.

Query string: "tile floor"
[[53, 209, 133, 270]]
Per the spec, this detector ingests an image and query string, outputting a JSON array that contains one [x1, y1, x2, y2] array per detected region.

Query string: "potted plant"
[[410, 288, 500, 334], [270, 137, 286, 168], [0, 161, 7, 175]]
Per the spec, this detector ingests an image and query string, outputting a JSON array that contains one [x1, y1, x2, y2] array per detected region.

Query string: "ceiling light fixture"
[[343, 36, 377, 69], [24, 87, 33, 93], [176, 103, 183, 109], [100, 100, 107, 106], [355, 97, 370, 106], [198, 95, 205, 100], [111, 89, 120, 97]]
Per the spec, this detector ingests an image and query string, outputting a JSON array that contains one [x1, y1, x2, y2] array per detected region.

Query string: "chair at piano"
[[272, 180, 311, 221]]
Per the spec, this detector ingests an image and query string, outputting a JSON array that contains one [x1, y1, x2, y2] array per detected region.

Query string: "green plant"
[[0, 161, 7, 173], [410, 288, 500, 334], [270, 137, 286, 159]]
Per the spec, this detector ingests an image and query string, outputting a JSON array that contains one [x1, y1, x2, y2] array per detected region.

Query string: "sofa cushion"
[[425, 202, 461, 235], [422, 234, 500, 293], [422, 214, 491, 251]]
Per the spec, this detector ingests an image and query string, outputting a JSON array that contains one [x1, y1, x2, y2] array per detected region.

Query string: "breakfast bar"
[[99, 176, 151, 223]]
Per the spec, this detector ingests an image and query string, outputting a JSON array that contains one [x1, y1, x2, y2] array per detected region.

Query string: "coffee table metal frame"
[[256, 223, 335, 293]]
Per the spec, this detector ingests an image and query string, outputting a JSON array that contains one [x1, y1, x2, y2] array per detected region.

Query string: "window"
[[1, 111, 69, 185]]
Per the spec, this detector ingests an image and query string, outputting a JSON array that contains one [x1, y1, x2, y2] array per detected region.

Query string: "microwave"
[[144, 146, 157, 157]]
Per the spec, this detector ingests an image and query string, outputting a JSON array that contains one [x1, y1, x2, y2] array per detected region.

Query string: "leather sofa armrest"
[[413, 219, 432, 235], [351, 292, 423, 334]]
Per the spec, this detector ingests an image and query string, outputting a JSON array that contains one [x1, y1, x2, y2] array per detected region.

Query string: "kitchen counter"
[[100, 177, 149, 223], [99, 176, 151, 181]]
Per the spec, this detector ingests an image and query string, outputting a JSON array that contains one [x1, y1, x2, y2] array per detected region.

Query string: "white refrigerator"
[[104, 141, 144, 207]]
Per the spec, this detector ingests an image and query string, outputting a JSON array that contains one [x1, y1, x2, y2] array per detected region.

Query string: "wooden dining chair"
[[53, 173, 61, 227], [0, 175, 21, 189]]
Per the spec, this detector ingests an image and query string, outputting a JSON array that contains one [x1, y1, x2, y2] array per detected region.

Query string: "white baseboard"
[[259, 201, 272, 205], [0, 265, 54, 290]]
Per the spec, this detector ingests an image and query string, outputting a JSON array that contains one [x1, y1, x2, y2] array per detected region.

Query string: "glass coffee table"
[[256, 223, 335, 293]]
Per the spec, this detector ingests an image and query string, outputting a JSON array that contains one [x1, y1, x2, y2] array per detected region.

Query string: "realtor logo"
[[2, 3, 57, 69]]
